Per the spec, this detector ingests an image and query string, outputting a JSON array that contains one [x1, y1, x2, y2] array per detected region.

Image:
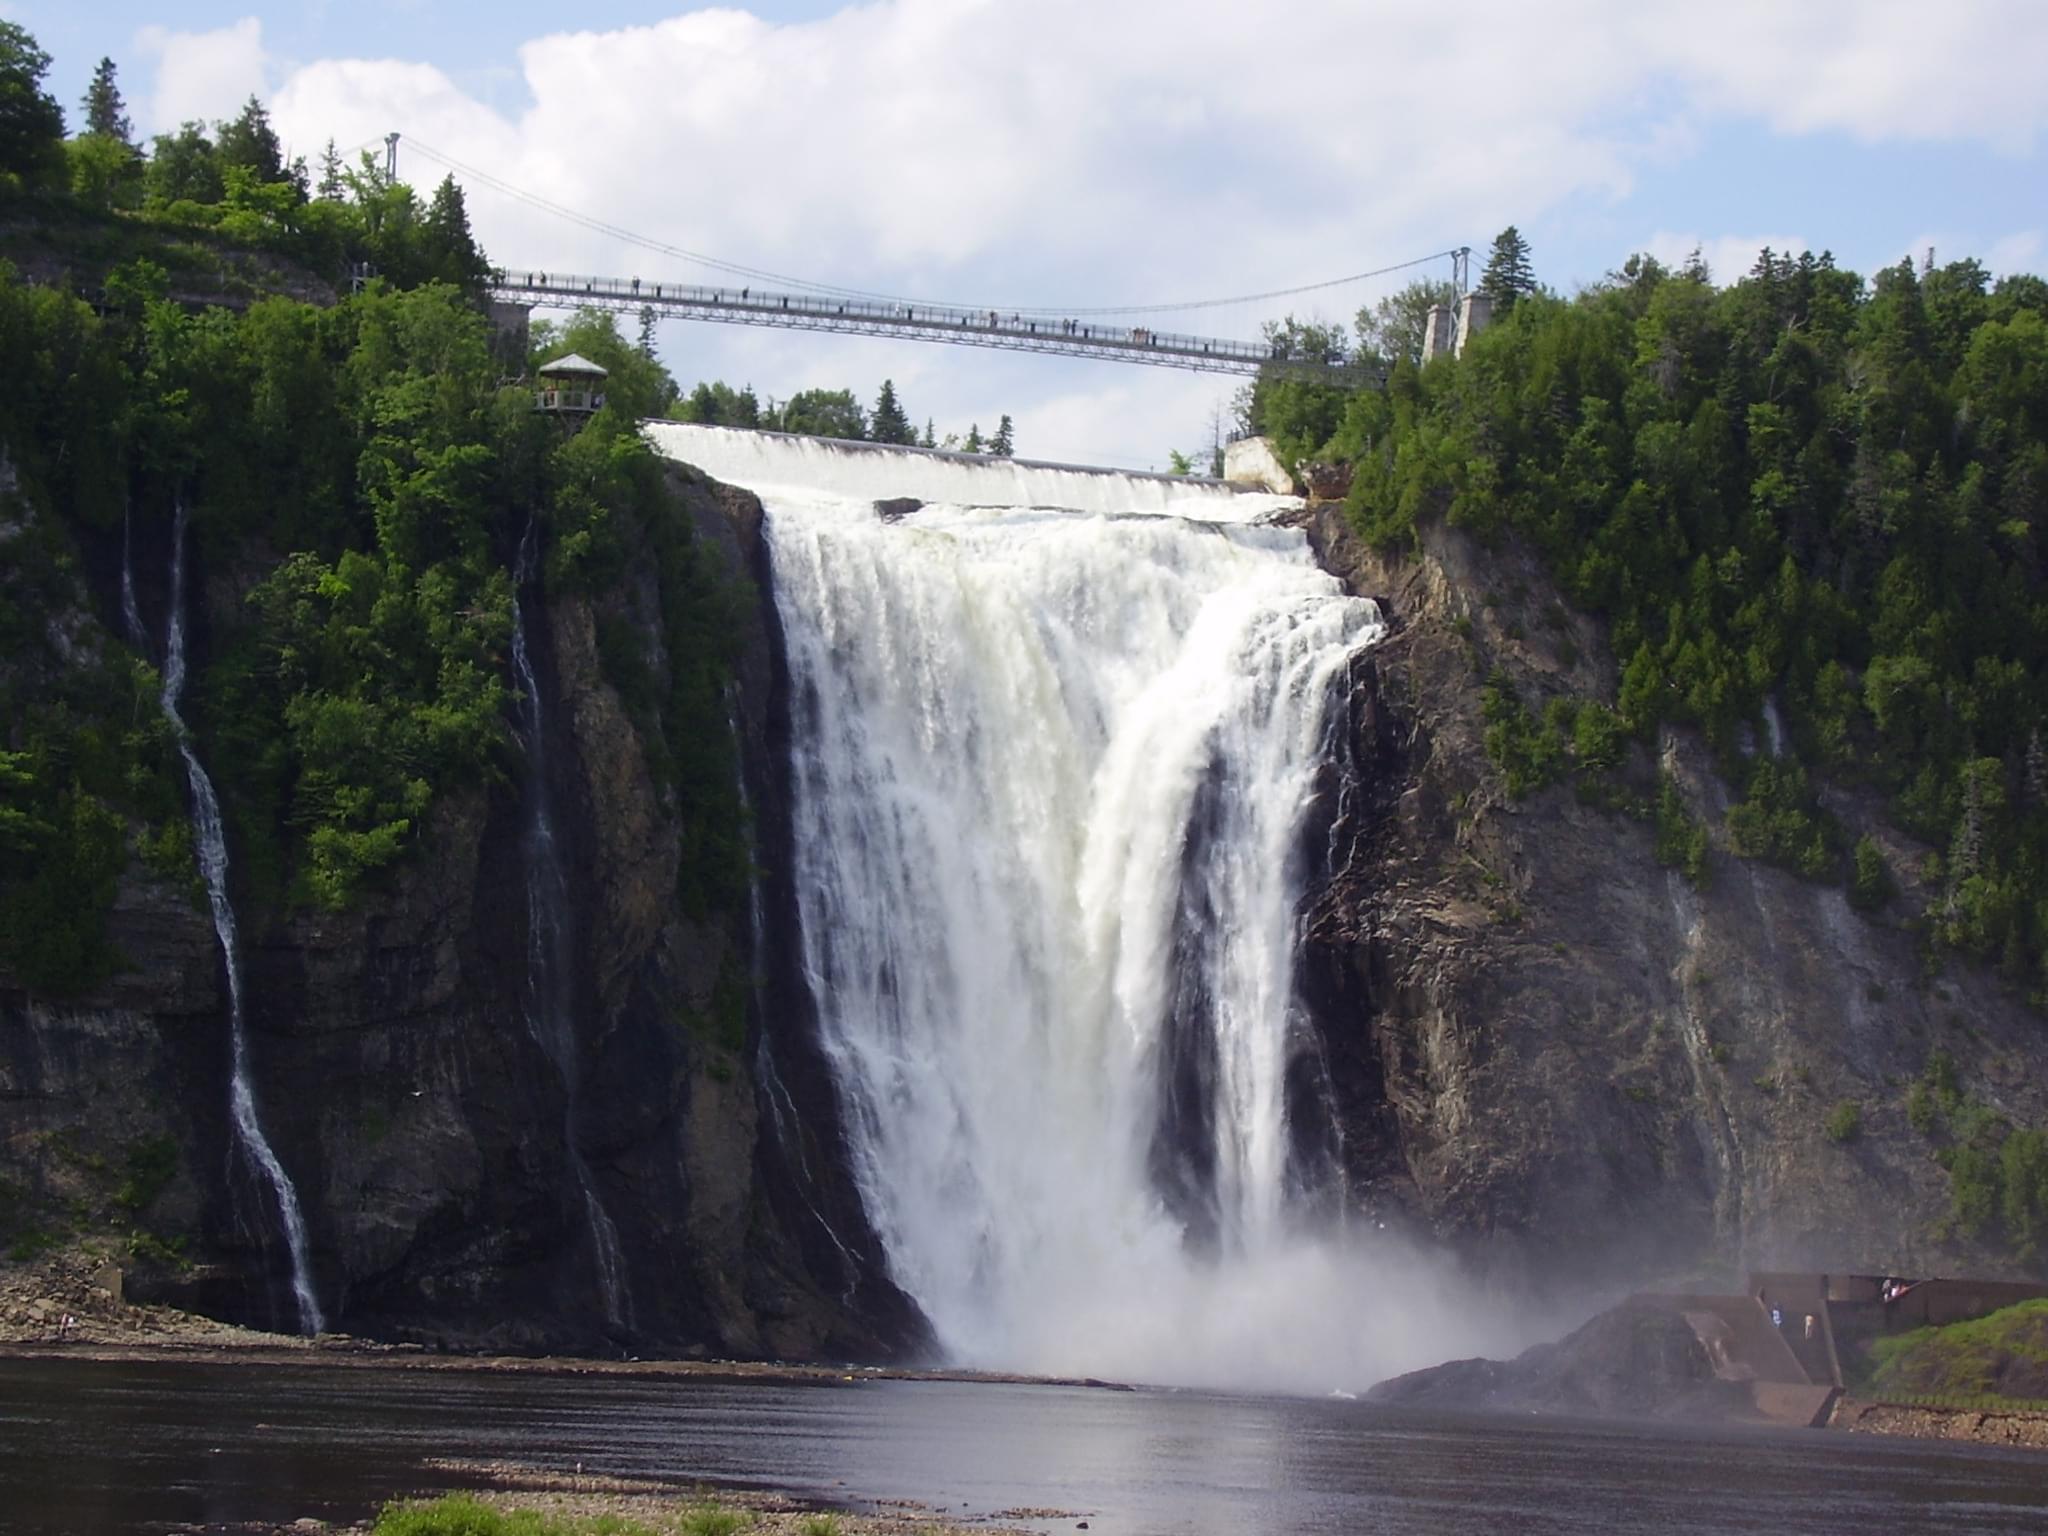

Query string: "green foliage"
[[869, 378, 914, 445], [1824, 1100, 1863, 1144], [677, 1509, 748, 1536], [990, 413, 1015, 458], [1849, 834, 1895, 911], [1866, 1300, 2048, 1408], [1356, 276, 1460, 366], [66, 133, 141, 211], [671, 380, 762, 428], [114, 1135, 178, 1214], [372, 1495, 663, 1536], [82, 57, 131, 143], [0, 22, 65, 189], [1480, 674, 1565, 796], [1653, 774, 1710, 886], [1253, 240, 2048, 988], [777, 388, 866, 440], [1725, 758, 1835, 878], [1480, 226, 1537, 311]]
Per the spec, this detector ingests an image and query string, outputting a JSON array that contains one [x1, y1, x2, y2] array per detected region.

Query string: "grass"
[[678, 1508, 749, 1536], [372, 1495, 689, 1536], [1863, 1299, 2048, 1410]]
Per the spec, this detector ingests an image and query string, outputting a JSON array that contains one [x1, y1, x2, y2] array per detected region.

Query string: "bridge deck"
[[491, 271, 1375, 383]]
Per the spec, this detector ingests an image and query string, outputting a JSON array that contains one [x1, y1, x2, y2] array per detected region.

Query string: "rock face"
[[1290, 505, 2048, 1299], [0, 466, 924, 1360], [1367, 1300, 1747, 1421]]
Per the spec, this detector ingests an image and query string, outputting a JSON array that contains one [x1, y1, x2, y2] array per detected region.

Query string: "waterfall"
[[509, 518, 632, 1333], [120, 506, 146, 647], [158, 503, 323, 1336], [652, 427, 1470, 1391]]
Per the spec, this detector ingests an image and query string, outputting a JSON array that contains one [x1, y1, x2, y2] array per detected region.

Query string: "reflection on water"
[[2, 1355, 2045, 1535]]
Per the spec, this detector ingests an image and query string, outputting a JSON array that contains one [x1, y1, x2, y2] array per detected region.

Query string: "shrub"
[[1848, 834, 1895, 911], [1824, 1101, 1862, 1144]]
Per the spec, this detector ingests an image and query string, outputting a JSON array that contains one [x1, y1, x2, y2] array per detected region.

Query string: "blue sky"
[[14, 0, 2047, 468]]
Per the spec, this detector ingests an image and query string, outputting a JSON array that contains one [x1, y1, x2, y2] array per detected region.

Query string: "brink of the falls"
[[649, 423, 1489, 1392]]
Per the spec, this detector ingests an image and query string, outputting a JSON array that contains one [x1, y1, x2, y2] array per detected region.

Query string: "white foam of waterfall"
[[161, 502, 323, 1336], [654, 429, 1514, 1391], [645, 423, 1299, 524], [510, 518, 633, 1332]]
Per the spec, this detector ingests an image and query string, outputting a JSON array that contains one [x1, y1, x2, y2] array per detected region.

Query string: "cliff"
[[1292, 505, 2048, 1297], [0, 465, 922, 1359]]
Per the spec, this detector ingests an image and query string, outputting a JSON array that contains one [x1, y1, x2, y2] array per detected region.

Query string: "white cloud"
[[1642, 232, 1809, 287], [254, 0, 2046, 461], [134, 17, 269, 136]]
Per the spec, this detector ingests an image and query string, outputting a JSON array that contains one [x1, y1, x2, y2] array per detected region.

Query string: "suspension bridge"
[[492, 270, 1386, 382], [396, 135, 1467, 384]]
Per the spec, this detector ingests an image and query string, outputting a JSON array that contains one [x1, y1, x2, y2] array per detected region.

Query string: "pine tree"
[[1480, 225, 1536, 311], [316, 138, 344, 200], [421, 174, 490, 295], [216, 95, 284, 183], [637, 305, 657, 356], [990, 414, 1015, 458], [920, 418, 936, 449], [963, 423, 983, 454], [870, 379, 914, 444], [82, 56, 130, 143]]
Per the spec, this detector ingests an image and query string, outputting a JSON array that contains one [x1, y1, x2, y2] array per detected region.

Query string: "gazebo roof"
[[537, 352, 609, 379]]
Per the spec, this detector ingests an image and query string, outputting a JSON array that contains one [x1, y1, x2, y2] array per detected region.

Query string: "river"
[[2, 1356, 2043, 1534]]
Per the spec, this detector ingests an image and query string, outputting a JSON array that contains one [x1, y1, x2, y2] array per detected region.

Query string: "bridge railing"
[[491, 270, 1365, 378]]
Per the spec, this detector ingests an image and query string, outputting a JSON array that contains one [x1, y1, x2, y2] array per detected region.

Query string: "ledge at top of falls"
[[642, 422, 1303, 524]]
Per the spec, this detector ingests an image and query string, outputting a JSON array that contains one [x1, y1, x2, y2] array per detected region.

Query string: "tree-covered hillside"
[[0, 28, 743, 995], [1257, 242, 2048, 995]]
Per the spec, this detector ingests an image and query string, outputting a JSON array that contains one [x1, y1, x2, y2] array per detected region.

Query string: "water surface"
[[3, 1356, 2045, 1534]]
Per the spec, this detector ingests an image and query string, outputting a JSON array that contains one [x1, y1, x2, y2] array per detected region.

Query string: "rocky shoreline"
[[1831, 1396, 2048, 1450]]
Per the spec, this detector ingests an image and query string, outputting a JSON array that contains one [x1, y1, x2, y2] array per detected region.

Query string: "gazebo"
[[534, 353, 608, 417]]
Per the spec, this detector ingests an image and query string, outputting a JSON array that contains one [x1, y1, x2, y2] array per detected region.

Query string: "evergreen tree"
[[963, 422, 983, 454], [637, 305, 657, 356], [216, 95, 284, 184], [316, 138, 345, 200], [419, 174, 491, 295], [1480, 225, 1536, 311], [990, 414, 1015, 457], [0, 22, 65, 186], [82, 56, 130, 143], [921, 418, 936, 449], [870, 378, 914, 444]]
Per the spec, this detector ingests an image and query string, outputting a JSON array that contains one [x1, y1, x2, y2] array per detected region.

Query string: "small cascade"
[[509, 518, 632, 1333], [159, 502, 323, 1336], [120, 506, 146, 648]]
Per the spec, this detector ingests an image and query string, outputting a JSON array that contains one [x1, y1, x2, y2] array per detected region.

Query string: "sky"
[[15, 0, 2048, 470]]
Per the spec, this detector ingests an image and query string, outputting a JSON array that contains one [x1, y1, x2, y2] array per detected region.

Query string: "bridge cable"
[[404, 135, 1460, 321]]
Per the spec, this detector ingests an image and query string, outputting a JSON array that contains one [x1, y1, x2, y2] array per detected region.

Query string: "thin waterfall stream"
[[509, 518, 632, 1333], [153, 502, 323, 1336], [647, 425, 1482, 1391]]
